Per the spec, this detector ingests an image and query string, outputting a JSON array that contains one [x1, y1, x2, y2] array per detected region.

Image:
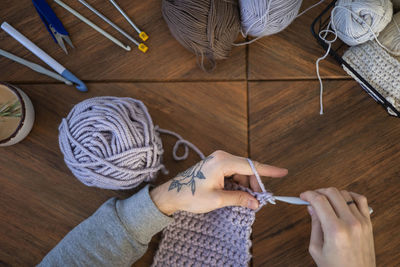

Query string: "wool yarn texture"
[[239, 0, 303, 37], [331, 0, 393, 46], [152, 179, 275, 266], [342, 40, 400, 116], [58, 96, 204, 190], [161, 0, 240, 72], [378, 12, 400, 55]]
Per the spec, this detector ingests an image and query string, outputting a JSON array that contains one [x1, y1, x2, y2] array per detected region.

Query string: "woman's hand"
[[300, 188, 375, 267], [150, 150, 288, 215]]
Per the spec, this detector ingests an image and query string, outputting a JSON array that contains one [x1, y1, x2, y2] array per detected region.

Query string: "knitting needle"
[[78, 0, 148, 53], [274, 196, 373, 214], [53, 0, 131, 51], [108, 0, 149, 41], [0, 48, 72, 85]]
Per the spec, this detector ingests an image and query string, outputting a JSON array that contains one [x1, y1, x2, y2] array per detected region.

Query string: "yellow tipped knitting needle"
[[78, 0, 147, 53], [108, 0, 149, 42]]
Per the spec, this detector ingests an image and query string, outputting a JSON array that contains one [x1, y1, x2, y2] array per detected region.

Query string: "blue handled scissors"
[[32, 0, 74, 54]]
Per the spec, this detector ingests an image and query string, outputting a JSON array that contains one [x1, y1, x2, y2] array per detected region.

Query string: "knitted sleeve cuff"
[[116, 184, 174, 245]]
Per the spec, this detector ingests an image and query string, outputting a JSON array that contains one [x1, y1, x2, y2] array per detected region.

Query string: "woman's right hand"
[[300, 188, 375, 267]]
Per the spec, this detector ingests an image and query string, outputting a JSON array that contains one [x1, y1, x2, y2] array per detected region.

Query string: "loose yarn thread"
[[58, 97, 203, 190], [316, 0, 393, 114]]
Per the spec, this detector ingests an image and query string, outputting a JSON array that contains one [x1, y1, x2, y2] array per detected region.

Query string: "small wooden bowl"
[[0, 83, 35, 147]]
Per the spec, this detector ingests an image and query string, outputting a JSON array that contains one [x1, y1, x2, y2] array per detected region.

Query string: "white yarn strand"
[[297, 0, 325, 18]]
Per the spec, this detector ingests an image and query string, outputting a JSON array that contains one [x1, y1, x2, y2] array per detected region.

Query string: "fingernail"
[[248, 199, 259, 210], [307, 205, 314, 216]]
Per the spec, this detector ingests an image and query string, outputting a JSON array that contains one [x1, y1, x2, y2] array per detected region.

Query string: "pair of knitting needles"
[[54, 0, 148, 53]]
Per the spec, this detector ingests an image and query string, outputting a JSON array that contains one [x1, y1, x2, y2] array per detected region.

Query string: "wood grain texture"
[[249, 80, 400, 267], [0, 0, 245, 82], [248, 0, 348, 80], [0, 82, 248, 266]]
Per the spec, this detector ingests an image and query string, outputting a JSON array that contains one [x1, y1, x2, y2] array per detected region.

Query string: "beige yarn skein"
[[378, 12, 400, 56]]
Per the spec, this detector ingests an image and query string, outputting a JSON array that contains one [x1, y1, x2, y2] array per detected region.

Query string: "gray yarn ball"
[[58, 97, 165, 190]]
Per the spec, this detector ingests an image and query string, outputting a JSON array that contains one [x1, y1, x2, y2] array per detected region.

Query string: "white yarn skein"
[[331, 0, 393, 46], [239, 0, 303, 37], [317, 0, 393, 114], [378, 12, 400, 55], [234, 0, 325, 46]]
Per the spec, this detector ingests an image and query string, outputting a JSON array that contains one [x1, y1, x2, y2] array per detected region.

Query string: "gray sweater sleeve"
[[39, 185, 173, 267]]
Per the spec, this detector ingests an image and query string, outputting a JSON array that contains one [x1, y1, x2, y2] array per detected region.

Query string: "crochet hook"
[[246, 159, 373, 214], [78, 0, 147, 53], [1, 22, 87, 92], [54, 0, 131, 51], [0, 48, 72, 85], [274, 196, 373, 214], [108, 0, 149, 41]]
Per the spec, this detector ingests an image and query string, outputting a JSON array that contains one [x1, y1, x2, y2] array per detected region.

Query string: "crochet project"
[[152, 171, 274, 266], [342, 40, 400, 116]]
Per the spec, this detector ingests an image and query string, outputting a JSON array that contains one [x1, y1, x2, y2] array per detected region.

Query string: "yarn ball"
[[161, 0, 240, 72], [378, 12, 400, 55], [58, 97, 165, 190], [239, 0, 303, 37], [332, 0, 393, 46]]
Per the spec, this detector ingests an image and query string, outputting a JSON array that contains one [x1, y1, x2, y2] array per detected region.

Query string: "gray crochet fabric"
[[342, 40, 400, 116], [152, 180, 273, 266]]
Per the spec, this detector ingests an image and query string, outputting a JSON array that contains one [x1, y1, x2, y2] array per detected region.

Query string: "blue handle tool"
[[32, 0, 74, 54]]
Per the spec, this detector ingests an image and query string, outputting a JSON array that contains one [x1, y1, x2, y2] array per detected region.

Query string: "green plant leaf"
[[0, 100, 21, 118]]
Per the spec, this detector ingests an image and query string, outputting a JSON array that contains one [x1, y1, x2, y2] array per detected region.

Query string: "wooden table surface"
[[0, 0, 399, 266]]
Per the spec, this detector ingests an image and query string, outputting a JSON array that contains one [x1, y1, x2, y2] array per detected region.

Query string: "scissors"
[[32, 0, 74, 54]]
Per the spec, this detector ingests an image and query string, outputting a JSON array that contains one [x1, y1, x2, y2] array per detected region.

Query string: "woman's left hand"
[[150, 150, 288, 215]]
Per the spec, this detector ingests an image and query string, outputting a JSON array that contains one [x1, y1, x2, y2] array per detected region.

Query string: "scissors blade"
[[49, 25, 68, 54], [63, 35, 74, 48]]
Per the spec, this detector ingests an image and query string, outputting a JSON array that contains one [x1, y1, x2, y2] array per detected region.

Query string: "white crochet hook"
[[274, 196, 373, 214], [246, 159, 373, 215]]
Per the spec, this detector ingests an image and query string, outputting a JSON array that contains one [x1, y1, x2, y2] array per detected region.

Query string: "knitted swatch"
[[342, 40, 400, 116], [152, 180, 274, 266]]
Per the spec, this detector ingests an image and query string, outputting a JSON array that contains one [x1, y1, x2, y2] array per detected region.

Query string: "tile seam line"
[[7, 80, 249, 84], [6, 77, 354, 85]]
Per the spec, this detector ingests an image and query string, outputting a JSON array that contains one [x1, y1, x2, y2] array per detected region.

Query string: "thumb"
[[217, 190, 259, 210]]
